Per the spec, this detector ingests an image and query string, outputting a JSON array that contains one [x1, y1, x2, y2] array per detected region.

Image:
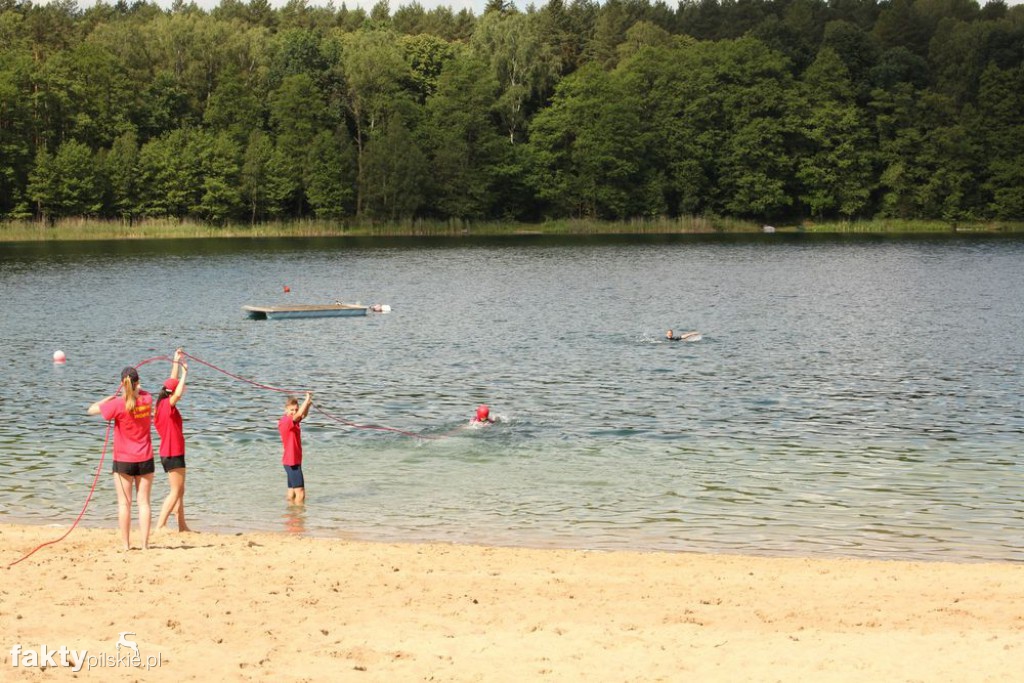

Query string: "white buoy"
[[53, 350, 67, 364]]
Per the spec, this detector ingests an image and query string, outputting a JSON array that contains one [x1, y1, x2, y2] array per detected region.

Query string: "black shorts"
[[161, 455, 186, 472], [112, 459, 155, 476], [284, 465, 305, 489]]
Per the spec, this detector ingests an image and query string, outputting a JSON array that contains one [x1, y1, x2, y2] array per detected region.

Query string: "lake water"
[[1, 234, 1022, 562]]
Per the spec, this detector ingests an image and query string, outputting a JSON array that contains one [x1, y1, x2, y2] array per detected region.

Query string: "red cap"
[[476, 404, 490, 421], [164, 378, 179, 392]]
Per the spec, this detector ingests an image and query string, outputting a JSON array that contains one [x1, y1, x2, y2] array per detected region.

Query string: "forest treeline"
[[1, 0, 1022, 226]]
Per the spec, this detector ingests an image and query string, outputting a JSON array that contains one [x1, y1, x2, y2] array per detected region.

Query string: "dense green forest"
[[1, 0, 1022, 226]]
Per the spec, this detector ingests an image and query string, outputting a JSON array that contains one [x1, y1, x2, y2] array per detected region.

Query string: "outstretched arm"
[[88, 395, 117, 415]]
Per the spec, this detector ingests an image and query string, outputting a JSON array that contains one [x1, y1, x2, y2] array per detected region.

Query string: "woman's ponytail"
[[123, 376, 136, 413]]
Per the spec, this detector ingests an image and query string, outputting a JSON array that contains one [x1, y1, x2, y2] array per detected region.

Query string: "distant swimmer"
[[666, 329, 701, 342], [471, 404, 496, 424]]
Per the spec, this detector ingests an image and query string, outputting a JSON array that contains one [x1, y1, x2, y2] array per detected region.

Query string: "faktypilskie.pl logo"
[[9, 632, 162, 672]]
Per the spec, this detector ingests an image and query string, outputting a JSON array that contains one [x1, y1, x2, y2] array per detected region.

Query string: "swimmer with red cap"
[[471, 404, 495, 424]]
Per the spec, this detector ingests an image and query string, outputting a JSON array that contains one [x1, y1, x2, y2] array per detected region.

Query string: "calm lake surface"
[[1, 234, 1022, 562]]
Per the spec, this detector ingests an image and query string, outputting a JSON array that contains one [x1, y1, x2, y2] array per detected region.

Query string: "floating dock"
[[243, 303, 369, 320]]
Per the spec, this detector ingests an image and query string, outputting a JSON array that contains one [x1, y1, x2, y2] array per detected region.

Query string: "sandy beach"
[[1, 523, 1021, 681]]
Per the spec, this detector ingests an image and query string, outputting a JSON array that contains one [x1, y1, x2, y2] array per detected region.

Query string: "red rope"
[[181, 351, 447, 440], [311, 403, 442, 440], [5, 424, 111, 569], [181, 352, 305, 395]]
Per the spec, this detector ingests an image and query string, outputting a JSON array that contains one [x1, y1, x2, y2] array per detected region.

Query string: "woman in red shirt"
[[88, 366, 154, 550], [156, 348, 190, 532]]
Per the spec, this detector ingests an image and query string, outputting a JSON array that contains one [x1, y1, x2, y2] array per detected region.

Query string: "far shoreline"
[[3, 216, 1023, 242]]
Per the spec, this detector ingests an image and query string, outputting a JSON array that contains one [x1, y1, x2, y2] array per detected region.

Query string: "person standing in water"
[[156, 348, 191, 532], [88, 366, 155, 550], [279, 393, 313, 504]]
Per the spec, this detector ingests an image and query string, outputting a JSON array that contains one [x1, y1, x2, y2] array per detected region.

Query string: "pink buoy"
[[53, 350, 66, 364], [283, 285, 291, 293]]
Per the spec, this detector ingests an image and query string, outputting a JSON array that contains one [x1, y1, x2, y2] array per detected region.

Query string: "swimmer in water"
[[471, 404, 495, 424], [666, 329, 701, 342]]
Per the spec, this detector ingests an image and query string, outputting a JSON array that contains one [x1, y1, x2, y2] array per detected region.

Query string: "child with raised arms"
[[279, 392, 312, 504]]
